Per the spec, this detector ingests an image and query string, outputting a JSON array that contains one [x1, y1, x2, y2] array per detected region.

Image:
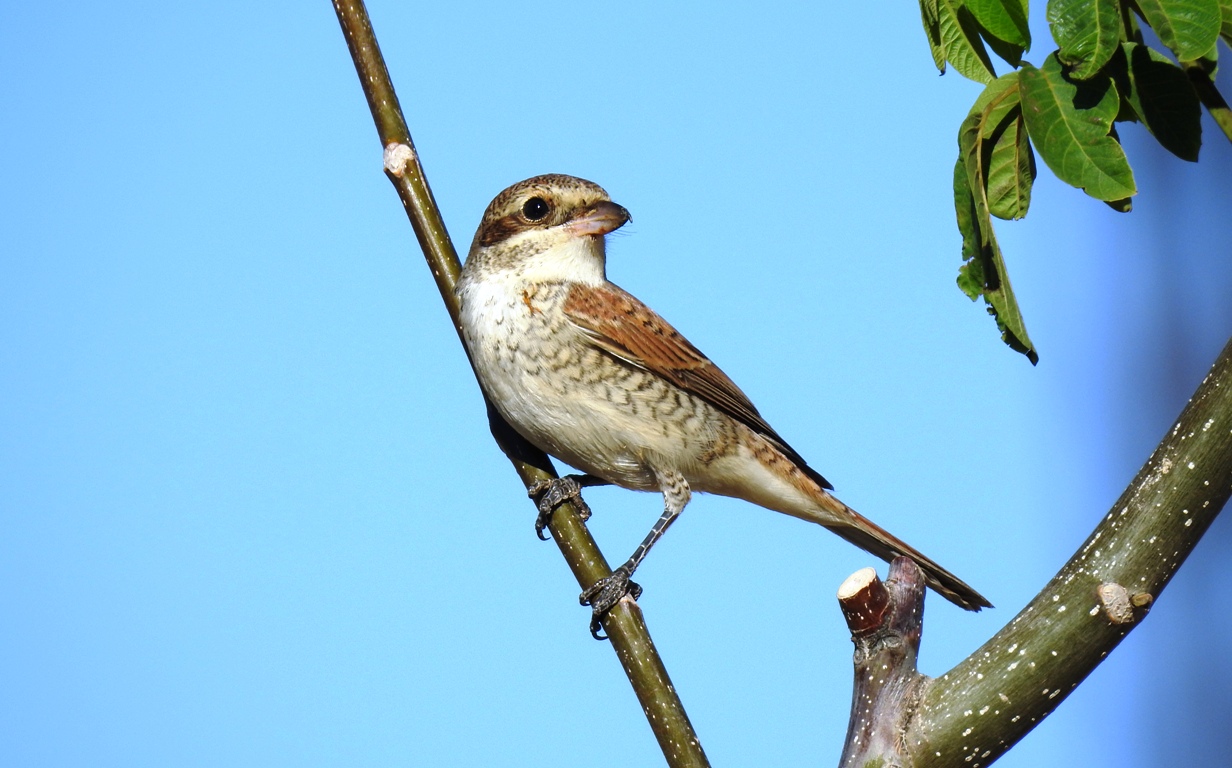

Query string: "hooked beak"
[[567, 200, 631, 237]]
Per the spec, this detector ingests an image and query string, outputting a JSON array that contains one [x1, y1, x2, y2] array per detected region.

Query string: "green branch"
[[330, 2, 708, 765]]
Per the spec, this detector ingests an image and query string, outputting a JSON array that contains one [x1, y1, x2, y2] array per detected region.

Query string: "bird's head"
[[465, 174, 631, 285]]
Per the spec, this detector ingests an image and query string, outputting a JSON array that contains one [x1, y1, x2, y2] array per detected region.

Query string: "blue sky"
[[4, 2, 1231, 766]]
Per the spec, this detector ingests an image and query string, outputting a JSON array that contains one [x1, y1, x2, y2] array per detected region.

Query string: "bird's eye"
[[522, 196, 550, 221]]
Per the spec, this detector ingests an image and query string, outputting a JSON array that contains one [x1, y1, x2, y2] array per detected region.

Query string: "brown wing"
[[563, 282, 833, 490]]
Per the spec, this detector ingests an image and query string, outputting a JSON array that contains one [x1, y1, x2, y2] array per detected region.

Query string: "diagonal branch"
[[835, 336, 1232, 767], [330, 2, 708, 765]]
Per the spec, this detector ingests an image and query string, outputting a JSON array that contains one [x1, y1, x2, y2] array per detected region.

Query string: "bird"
[[456, 174, 990, 635]]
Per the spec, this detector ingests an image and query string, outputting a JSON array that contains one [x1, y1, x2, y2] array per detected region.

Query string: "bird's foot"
[[580, 565, 642, 640], [527, 476, 592, 540]]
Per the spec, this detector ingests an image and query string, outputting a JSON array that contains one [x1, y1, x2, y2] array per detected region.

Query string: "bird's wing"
[[562, 281, 832, 490]]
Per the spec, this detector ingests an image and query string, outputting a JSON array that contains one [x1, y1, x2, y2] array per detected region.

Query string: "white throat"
[[511, 232, 608, 286]]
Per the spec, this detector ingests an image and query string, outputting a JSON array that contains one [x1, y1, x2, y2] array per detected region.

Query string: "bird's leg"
[[527, 474, 608, 540], [581, 470, 691, 639]]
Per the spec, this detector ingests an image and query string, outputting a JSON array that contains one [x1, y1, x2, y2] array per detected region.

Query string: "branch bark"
[[837, 336, 1232, 767], [330, 2, 708, 765]]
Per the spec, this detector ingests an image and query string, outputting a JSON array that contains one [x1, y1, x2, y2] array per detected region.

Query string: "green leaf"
[[939, 0, 997, 82], [954, 162, 986, 301], [1047, 0, 1122, 78], [953, 158, 1039, 363], [1220, 0, 1232, 45], [986, 109, 1036, 218], [1117, 43, 1202, 160], [920, 0, 947, 72], [1135, 0, 1221, 61], [962, 73, 1037, 220], [969, 0, 1031, 45], [966, 69, 1021, 116], [968, 0, 1032, 58], [983, 29, 1028, 67], [1019, 55, 1137, 201], [955, 75, 1039, 364]]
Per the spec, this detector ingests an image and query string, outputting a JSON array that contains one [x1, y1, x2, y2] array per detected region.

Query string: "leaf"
[[963, 74, 1037, 219], [968, 0, 1031, 45], [986, 109, 1036, 218], [983, 30, 1028, 67], [920, 0, 947, 72], [968, 0, 1032, 64], [1135, 0, 1222, 61], [953, 158, 1039, 363], [1220, 0, 1232, 44], [1047, 0, 1123, 78], [939, 0, 997, 82], [1019, 55, 1137, 201], [966, 69, 1021, 116], [1117, 43, 1202, 160], [954, 160, 986, 301], [955, 75, 1039, 364]]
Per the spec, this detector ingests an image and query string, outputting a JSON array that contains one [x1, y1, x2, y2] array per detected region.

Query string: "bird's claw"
[[528, 476, 592, 540], [580, 566, 642, 640]]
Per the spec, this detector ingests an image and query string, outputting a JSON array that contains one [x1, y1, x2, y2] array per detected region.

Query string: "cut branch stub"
[[838, 557, 931, 768], [838, 567, 891, 634]]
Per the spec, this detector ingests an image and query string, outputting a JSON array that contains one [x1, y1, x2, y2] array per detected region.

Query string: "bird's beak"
[[567, 200, 631, 237]]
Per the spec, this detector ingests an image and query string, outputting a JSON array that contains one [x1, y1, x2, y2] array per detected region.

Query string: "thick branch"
[[893, 337, 1232, 766], [330, 2, 707, 765]]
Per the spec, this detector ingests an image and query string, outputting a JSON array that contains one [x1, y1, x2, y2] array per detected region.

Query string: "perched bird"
[[457, 174, 990, 634]]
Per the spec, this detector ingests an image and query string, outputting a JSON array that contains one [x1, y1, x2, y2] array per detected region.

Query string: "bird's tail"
[[813, 492, 992, 611]]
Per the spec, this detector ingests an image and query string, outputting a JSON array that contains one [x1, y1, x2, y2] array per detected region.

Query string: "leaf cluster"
[[922, 0, 1230, 362]]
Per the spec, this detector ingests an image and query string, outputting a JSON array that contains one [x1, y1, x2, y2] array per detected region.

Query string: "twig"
[[330, 2, 708, 765]]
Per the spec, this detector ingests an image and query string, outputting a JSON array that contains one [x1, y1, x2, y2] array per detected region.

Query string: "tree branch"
[[836, 336, 1232, 767], [330, 2, 708, 764]]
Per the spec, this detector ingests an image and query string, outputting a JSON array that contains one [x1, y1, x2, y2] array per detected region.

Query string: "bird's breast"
[[457, 275, 731, 492]]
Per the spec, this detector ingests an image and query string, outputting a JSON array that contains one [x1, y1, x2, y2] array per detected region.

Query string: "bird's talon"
[[528, 476, 592, 539], [526, 479, 551, 499], [580, 567, 640, 640], [533, 508, 552, 541]]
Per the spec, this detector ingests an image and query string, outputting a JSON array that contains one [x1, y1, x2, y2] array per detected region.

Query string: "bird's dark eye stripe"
[[522, 196, 550, 221]]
